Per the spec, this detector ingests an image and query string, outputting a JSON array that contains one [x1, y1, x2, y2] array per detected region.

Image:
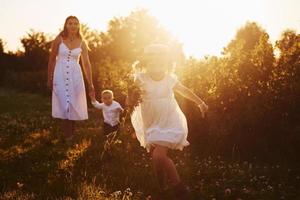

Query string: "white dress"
[[131, 72, 189, 152], [52, 40, 88, 120]]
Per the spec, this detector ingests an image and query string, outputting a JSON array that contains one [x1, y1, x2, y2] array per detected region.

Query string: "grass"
[[0, 88, 299, 199]]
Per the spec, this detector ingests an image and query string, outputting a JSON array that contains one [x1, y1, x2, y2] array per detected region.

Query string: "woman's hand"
[[198, 102, 209, 118]]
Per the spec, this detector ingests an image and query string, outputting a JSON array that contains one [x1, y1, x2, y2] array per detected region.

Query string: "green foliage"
[[178, 22, 299, 161], [20, 30, 52, 70]]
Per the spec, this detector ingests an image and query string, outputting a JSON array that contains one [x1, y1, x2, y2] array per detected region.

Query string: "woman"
[[47, 16, 94, 141]]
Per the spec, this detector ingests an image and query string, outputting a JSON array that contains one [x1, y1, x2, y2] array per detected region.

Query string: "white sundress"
[[131, 72, 189, 152], [52, 39, 88, 120]]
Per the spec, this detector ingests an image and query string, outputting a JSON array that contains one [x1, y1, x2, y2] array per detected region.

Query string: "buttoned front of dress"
[[52, 41, 88, 120]]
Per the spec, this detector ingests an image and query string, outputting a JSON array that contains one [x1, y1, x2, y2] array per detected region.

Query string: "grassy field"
[[0, 89, 299, 200]]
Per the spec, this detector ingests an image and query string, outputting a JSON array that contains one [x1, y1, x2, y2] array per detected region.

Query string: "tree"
[[273, 30, 300, 126], [0, 39, 4, 55], [20, 30, 52, 70], [180, 22, 277, 157], [98, 9, 184, 63], [89, 9, 184, 97]]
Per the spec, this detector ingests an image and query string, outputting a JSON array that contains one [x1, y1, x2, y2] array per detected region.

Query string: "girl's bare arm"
[[174, 82, 208, 117]]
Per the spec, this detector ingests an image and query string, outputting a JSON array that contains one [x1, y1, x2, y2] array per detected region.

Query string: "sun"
[[140, 0, 270, 57]]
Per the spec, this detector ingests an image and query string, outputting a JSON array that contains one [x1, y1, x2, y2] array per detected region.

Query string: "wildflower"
[[224, 188, 231, 195], [110, 190, 122, 197], [17, 182, 24, 188], [267, 185, 273, 191]]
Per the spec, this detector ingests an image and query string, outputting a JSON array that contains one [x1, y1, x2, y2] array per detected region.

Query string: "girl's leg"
[[165, 157, 180, 185], [151, 145, 180, 187], [152, 145, 188, 200], [151, 146, 167, 189]]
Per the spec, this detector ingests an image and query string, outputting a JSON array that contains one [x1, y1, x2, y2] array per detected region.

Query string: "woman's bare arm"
[[47, 36, 60, 90], [80, 41, 94, 95]]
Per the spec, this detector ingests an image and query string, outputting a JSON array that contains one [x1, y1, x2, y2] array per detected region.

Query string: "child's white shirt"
[[91, 100, 124, 126]]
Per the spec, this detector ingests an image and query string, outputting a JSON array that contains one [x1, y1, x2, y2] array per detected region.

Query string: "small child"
[[128, 44, 208, 199], [91, 90, 124, 135]]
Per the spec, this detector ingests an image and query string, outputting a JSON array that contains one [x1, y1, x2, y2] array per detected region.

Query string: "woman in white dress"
[[47, 16, 94, 141], [129, 44, 208, 199]]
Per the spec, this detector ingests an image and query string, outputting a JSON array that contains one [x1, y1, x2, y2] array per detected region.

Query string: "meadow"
[[0, 89, 299, 200]]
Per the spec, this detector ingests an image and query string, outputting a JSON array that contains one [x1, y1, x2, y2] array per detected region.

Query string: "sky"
[[0, 0, 299, 58]]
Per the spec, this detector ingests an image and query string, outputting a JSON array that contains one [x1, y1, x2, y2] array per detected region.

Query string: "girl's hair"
[[132, 44, 175, 74], [59, 16, 83, 39]]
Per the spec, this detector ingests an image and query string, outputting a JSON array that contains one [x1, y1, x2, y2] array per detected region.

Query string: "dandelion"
[[17, 182, 24, 188], [267, 185, 273, 191], [122, 188, 133, 200], [248, 163, 253, 171], [242, 187, 250, 194], [224, 188, 231, 195], [110, 190, 122, 198]]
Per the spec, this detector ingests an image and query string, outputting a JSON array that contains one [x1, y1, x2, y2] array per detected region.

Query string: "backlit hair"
[[101, 90, 114, 98], [132, 44, 175, 74]]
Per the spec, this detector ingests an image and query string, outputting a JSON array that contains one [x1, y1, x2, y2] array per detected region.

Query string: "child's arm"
[[115, 102, 124, 113], [117, 107, 124, 113], [91, 100, 103, 110], [174, 82, 208, 117]]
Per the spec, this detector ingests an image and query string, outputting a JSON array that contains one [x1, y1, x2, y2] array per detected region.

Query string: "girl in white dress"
[[129, 44, 208, 199], [47, 16, 95, 141]]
